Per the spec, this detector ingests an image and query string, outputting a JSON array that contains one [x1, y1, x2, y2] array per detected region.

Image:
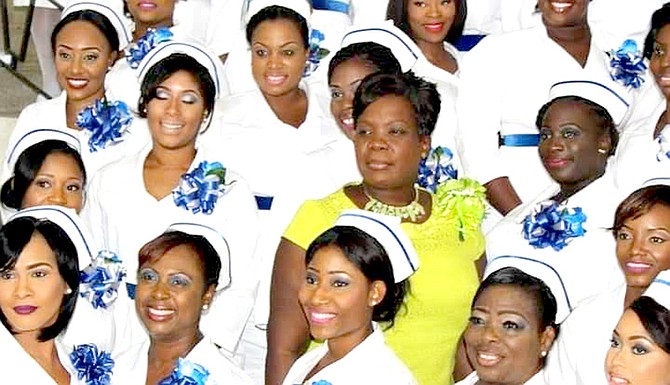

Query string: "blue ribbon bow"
[[522, 201, 587, 251], [158, 358, 210, 385], [173, 161, 230, 215], [312, 381, 333, 385], [608, 39, 647, 89], [126, 27, 173, 69], [417, 146, 458, 193], [79, 251, 126, 310], [76, 99, 133, 152], [70, 344, 114, 385], [304, 29, 330, 77]]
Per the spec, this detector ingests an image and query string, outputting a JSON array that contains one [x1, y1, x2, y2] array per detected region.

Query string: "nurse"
[[114, 223, 254, 384], [282, 210, 419, 385], [83, 39, 259, 358]]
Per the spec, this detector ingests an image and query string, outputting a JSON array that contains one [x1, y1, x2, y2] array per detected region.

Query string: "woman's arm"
[[266, 238, 311, 385], [484, 177, 522, 215]]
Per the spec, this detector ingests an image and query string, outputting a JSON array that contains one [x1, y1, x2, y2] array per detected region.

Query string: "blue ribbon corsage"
[[522, 201, 587, 251], [417, 146, 458, 193], [607, 39, 647, 89], [304, 29, 330, 77], [173, 161, 231, 215], [126, 27, 173, 69], [79, 251, 126, 310], [656, 126, 670, 161], [312, 381, 332, 385], [70, 344, 114, 385], [158, 358, 210, 385], [76, 99, 133, 152]]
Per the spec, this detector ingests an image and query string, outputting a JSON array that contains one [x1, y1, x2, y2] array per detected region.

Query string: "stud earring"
[[598, 148, 607, 154], [541, 351, 547, 358], [65, 287, 72, 295], [202, 303, 209, 311]]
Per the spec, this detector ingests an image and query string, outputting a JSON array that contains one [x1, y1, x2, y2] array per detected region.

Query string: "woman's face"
[[464, 285, 555, 385], [354, 95, 430, 191], [538, 99, 610, 190], [650, 25, 670, 100], [299, 246, 383, 347], [125, 0, 175, 30], [606, 309, 670, 385], [135, 244, 214, 342], [329, 58, 379, 139], [406, 0, 456, 45], [54, 20, 116, 107], [615, 204, 670, 291], [21, 153, 85, 213], [0, 233, 69, 335], [250, 18, 308, 98], [537, 0, 588, 29], [147, 70, 206, 151]]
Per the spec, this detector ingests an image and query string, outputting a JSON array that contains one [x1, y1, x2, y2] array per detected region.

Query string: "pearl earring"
[[202, 303, 209, 311], [598, 148, 607, 154], [541, 351, 547, 357], [65, 288, 72, 295]]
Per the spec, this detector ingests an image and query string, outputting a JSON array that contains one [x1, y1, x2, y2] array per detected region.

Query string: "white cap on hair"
[[243, 0, 312, 26], [165, 222, 231, 290], [136, 38, 227, 99], [60, 0, 133, 50], [643, 269, 670, 311], [5, 129, 81, 173], [333, 209, 419, 283], [340, 21, 420, 72], [548, 80, 631, 126], [485, 255, 572, 323], [7, 205, 94, 269]]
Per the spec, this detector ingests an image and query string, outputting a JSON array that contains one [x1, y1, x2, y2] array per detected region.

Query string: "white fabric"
[[548, 79, 631, 126], [60, 0, 133, 50], [282, 326, 417, 385], [644, 269, 670, 310], [243, 0, 312, 25], [485, 172, 626, 310], [203, 0, 247, 56], [340, 21, 419, 72], [82, 144, 260, 355], [350, 0, 386, 25], [6, 129, 80, 179], [544, 284, 626, 385], [114, 336, 254, 384], [456, 369, 548, 385]]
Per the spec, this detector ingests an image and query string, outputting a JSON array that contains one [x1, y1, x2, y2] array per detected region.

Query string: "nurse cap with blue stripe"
[[643, 269, 670, 311], [136, 37, 227, 99], [7, 205, 95, 269], [340, 20, 420, 73], [333, 209, 419, 283], [6, 129, 81, 173], [485, 255, 572, 323], [548, 79, 631, 126], [165, 222, 231, 290], [243, 0, 312, 26], [60, 0, 133, 50]]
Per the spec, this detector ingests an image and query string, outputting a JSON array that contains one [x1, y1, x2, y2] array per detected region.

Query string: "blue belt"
[[126, 283, 136, 300], [312, 0, 349, 13], [255, 195, 274, 211], [454, 34, 487, 51], [499, 133, 541, 147]]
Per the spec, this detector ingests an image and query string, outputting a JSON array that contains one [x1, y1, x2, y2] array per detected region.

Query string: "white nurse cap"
[[243, 0, 312, 26], [643, 269, 670, 311], [340, 20, 420, 72], [60, 0, 133, 50], [5, 129, 81, 173], [165, 222, 231, 290], [485, 255, 572, 323], [548, 79, 631, 126], [136, 37, 227, 99], [8, 205, 95, 269], [333, 209, 419, 283]]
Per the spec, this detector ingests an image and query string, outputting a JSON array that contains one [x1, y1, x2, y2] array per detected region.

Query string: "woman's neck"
[[65, 93, 104, 129], [416, 40, 458, 74], [326, 323, 373, 364], [146, 145, 196, 169], [14, 332, 69, 384], [546, 23, 591, 66], [148, 330, 203, 364], [557, 170, 605, 203], [624, 286, 646, 308], [362, 183, 416, 206], [263, 87, 307, 128]]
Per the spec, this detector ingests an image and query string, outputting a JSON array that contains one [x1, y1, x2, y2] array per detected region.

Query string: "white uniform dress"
[[82, 143, 260, 356], [282, 326, 417, 385], [544, 284, 626, 385], [456, 370, 547, 385], [114, 335, 254, 385], [485, 172, 625, 309]]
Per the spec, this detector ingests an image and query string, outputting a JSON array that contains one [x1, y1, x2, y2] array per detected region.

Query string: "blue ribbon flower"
[[158, 358, 210, 385], [76, 99, 133, 152], [173, 161, 231, 215], [417, 146, 458, 193], [608, 39, 647, 89], [126, 27, 173, 69], [522, 201, 587, 251], [304, 29, 330, 77], [312, 381, 333, 385], [79, 251, 126, 310], [70, 344, 114, 385]]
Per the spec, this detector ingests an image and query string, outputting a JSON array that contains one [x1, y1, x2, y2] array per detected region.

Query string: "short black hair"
[[630, 296, 670, 354], [386, 0, 467, 44], [51, 9, 120, 53], [305, 226, 409, 329], [644, 3, 670, 59], [1, 140, 86, 210], [475, 267, 558, 330], [353, 71, 440, 136], [327, 42, 402, 81], [246, 5, 309, 49], [0, 217, 79, 341]]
